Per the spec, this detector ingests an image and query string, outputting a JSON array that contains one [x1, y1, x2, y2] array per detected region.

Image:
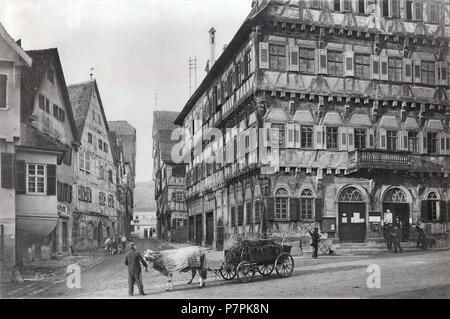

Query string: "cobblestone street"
[[3, 240, 449, 299]]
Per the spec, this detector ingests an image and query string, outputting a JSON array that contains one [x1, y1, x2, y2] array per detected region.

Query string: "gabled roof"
[[0, 23, 32, 66], [153, 111, 180, 164], [68, 79, 111, 138], [109, 121, 136, 137], [20, 123, 65, 153], [21, 48, 80, 145]]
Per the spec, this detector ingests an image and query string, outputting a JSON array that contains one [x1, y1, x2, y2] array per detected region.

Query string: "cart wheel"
[[257, 264, 274, 276], [275, 253, 294, 278], [236, 260, 255, 283], [219, 263, 236, 281]]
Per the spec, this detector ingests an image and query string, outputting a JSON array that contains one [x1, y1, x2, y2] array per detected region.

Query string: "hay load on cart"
[[218, 239, 294, 283]]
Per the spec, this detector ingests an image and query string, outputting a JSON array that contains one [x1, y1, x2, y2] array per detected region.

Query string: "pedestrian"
[[383, 225, 393, 251], [125, 242, 148, 296], [391, 226, 403, 254], [309, 227, 321, 259], [414, 225, 428, 249]]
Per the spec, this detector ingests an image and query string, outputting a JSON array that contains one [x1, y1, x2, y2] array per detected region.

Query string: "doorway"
[[97, 222, 103, 246], [0, 225, 4, 261], [62, 222, 68, 252], [338, 187, 366, 243], [144, 229, 149, 239], [189, 216, 194, 242], [383, 188, 410, 241], [206, 212, 214, 247], [195, 215, 203, 246]]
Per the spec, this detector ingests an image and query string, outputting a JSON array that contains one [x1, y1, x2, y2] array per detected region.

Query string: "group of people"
[[383, 225, 403, 253], [104, 235, 128, 255]]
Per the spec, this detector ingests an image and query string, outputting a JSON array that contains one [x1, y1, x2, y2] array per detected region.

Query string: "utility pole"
[[189, 57, 197, 96], [90, 67, 94, 80]]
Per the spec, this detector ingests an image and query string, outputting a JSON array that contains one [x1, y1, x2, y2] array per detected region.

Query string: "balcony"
[[349, 149, 412, 170]]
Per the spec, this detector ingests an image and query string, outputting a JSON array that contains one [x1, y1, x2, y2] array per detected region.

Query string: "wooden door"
[[195, 216, 203, 245], [206, 213, 214, 247], [339, 203, 366, 243]]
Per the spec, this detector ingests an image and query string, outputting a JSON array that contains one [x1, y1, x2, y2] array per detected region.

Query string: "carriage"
[[216, 239, 294, 283]]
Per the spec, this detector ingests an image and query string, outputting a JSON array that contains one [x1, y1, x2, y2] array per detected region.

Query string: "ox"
[[143, 248, 207, 291]]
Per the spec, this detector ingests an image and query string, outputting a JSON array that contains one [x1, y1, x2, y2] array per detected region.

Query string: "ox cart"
[[214, 240, 294, 283]]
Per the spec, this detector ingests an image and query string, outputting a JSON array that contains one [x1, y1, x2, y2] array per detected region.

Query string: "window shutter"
[[289, 45, 299, 72], [380, 54, 389, 80], [339, 127, 348, 151], [271, 126, 280, 149], [420, 131, 428, 154], [249, 128, 258, 152], [46, 164, 57, 196], [287, 123, 295, 148], [344, 51, 355, 77], [289, 198, 299, 221], [315, 125, 325, 149], [439, 133, 446, 155], [57, 181, 62, 201], [420, 200, 428, 222], [367, 128, 375, 149], [1, 153, 14, 189], [436, 62, 448, 86], [401, 130, 408, 151], [294, 124, 301, 148], [68, 185, 73, 203], [315, 197, 323, 221], [266, 197, 275, 221], [440, 201, 448, 223], [15, 159, 26, 194], [413, 58, 421, 83], [259, 42, 269, 69], [370, 55, 380, 79], [347, 127, 355, 151], [379, 128, 387, 150], [317, 49, 328, 74], [403, 58, 413, 82]]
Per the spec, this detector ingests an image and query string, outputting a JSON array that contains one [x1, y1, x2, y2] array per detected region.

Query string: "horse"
[[143, 248, 207, 291]]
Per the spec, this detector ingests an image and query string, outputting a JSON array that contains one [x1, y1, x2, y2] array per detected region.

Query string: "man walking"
[[125, 242, 148, 296], [309, 227, 321, 259]]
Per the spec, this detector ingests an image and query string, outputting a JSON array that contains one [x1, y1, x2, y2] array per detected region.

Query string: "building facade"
[[175, 0, 450, 250], [68, 80, 118, 251], [0, 24, 32, 275], [131, 211, 157, 239], [153, 111, 188, 242], [109, 121, 137, 237]]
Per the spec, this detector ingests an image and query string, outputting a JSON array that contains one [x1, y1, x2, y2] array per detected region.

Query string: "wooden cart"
[[217, 240, 294, 283]]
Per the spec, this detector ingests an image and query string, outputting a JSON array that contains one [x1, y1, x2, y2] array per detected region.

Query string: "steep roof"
[[153, 111, 181, 164], [109, 121, 136, 165], [0, 23, 32, 66], [20, 123, 65, 153], [21, 48, 80, 145], [174, 0, 270, 125], [108, 121, 136, 137]]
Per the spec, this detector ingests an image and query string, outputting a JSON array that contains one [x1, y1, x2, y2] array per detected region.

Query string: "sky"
[[0, 0, 252, 182]]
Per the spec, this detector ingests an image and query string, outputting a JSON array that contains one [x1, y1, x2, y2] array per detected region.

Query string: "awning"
[[16, 213, 58, 238]]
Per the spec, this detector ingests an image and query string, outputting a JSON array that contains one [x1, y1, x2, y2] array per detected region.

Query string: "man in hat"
[[309, 227, 321, 259], [125, 242, 148, 296]]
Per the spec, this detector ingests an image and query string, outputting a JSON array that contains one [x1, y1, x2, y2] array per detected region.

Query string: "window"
[[387, 131, 398, 150], [99, 192, 106, 206], [27, 164, 45, 194], [391, 0, 400, 18], [426, 192, 439, 221], [45, 98, 50, 114], [357, 0, 365, 13], [275, 188, 289, 220], [0, 74, 7, 108], [88, 133, 92, 144], [310, 0, 321, 9], [231, 206, 236, 226], [272, 124, 286, 148], [421, 61, 435, 85], [246, 201, 252, 224], [38, 94, 45, 111], [47, 68, 54, 84], [237, 205, 244, 226], [388, 58, 402, 82], [53, 104, 59, 119], [79, 151, 85, 171], [408, 131, 419, 153], [108, 195, 115, 208], [428, 3, 439, 23], [355, 54, 370, 79], [175, 191, 184, 202], [254, 200, 261, 222], [327, 51, 343, 76], [59, 109, 65, 122], [300, 189, 314, 220], [299, 48, 315, 74], [92, 110, 96, 121], [334, 0, 340, 11], [427, 132, 438, 154], [269, 44, 286, 71], [63, 145, 72, 166], [104, 143, 108, 153], [98, 139, 103, 150], [354, 129, 367, 150], [85, 154, 91, 174], [326, 127, 339, 150], [301, 126, 313, 148], [244, 49, 252, 78]]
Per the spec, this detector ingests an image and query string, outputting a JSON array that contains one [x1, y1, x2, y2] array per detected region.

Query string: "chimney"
[[209, 27, 216, 66], [16, 39, 22, 47]]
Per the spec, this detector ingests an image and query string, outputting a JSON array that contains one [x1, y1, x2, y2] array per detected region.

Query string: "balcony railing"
[[349, 149, 412, 170]]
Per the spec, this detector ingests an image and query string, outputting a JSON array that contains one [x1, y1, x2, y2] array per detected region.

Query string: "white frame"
[[26, 163, 46, 195]]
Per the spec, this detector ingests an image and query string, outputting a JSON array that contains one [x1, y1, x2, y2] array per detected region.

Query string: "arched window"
[[383, 188, 407, 203], [275, 187, 289, 220], [426, 192, 440, 221], [230, 206, 236, 226], [300, 188, 315, 220], [339, 187, 364, 202]]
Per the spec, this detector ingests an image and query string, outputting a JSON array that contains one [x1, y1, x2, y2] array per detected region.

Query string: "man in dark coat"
[[309, 227, 321, 259], [125, 242, 148, 296], [391, 226, 403, 254]]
